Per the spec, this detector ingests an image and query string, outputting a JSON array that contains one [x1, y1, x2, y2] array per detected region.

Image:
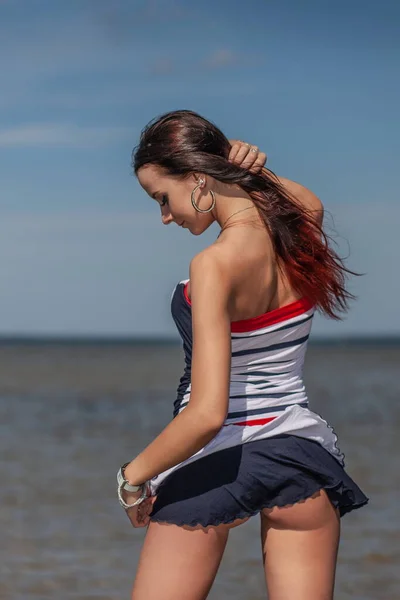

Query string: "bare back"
[[203, 177, 323, 322]]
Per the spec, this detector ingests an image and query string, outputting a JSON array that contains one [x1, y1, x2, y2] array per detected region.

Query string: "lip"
[[178, 221, 185, 227]]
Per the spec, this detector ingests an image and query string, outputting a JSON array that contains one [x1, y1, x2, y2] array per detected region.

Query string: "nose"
[[161, 213, 174, 225]]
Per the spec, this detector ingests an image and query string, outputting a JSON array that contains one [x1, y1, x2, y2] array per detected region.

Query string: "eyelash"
[[160, 195, 168, 207]]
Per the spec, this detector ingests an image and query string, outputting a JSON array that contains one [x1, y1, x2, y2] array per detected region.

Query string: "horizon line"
[[0, 334, 399, 347]]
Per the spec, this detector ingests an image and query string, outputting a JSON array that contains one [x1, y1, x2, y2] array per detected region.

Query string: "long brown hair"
[[133, 109, 358, 319]]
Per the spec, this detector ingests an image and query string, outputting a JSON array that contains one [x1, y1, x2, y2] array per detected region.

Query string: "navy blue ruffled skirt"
[[150, 434, 368, 527]]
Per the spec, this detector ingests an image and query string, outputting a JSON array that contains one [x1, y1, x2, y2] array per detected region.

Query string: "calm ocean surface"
[[0, 341, 398, 600]]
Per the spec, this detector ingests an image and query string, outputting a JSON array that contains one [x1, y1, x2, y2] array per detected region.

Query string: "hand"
[[122, 485, 157, 528], [228, 140, 267, 173]]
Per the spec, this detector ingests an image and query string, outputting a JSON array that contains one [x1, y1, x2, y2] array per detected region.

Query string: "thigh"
[[131, 518, 247, 600], [260, 489, 340, 600]]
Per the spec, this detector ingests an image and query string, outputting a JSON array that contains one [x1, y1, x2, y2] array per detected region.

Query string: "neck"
[[211, 183, 258, 231]]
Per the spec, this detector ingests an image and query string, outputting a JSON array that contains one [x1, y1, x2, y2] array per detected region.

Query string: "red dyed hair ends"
[[133, 110, 357, 319]]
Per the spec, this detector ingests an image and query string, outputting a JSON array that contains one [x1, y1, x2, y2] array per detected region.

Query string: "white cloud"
[[0, 8, 254, 112], [202, 49, 239, 69], [0, 124, 131, 148], [0, 10, 142, 111]]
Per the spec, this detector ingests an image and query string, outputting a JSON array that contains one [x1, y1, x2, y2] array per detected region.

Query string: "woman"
[[117, 110, 368, 600]]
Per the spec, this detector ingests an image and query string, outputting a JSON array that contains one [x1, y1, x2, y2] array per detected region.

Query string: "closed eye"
[[160, 194, 168, 207]]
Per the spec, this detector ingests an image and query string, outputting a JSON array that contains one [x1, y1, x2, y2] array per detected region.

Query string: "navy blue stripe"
[[242, 360, 293, 368], [177, 399, 308, 418], [236, 371, 291, 377], [229, 391, 300, 399], [227, 401, 308, 419], [230, 382, 281, 388], [232, 335, 310, 358], [231, 313, 314, 339]]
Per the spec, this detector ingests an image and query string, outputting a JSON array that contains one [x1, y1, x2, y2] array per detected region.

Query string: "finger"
[[228, 139, 240, 151], [137, 503, 152, 524], [249, 153, 267, 173], [228, 141, 243, 162], [240, 146, 259, 169], [125, 510, 139, 527], [138, 495, 156, 517], [141, 495, 156, 507], [137, 510, 148, 524], [140, 515, 150, 527], [232, 143, 252, 166], [126, 508, 147, 528], [142, 496, 157, 517], [139, 503, 150, 518], [144, 495, 157, 507]]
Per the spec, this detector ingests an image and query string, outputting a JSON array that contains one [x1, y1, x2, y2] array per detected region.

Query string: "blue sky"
[[0, 0, 399, 338]]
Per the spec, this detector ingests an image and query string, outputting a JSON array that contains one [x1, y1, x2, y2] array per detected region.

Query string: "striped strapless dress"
[[149, 280, 368, 526]]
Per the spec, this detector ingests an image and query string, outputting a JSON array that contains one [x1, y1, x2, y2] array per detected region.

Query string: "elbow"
[[198, 413, 226, 436], [207, 418, 225, 436], [188, 407, 225, 437]]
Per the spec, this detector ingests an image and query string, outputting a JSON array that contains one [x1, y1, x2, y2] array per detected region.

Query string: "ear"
[[192, 173, 206, 186]]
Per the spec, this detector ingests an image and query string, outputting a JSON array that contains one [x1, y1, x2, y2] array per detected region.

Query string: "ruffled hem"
[[150, 479, 369, 528], [148, 434, 369, 528]]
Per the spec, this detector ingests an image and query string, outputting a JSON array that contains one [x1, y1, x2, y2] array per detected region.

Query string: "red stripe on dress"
[[183, 282, 314, 333], [225, 416, 278, 427], [183, 281, 191, 306]]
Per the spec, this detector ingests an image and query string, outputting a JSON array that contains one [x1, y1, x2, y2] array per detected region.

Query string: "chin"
[[190, 221, 213, 236], [190, 228, 203, 236]]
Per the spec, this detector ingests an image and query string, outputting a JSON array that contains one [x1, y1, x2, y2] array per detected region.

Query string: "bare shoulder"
[[189, 245, 235, 307], [277, 175, 324, 226]]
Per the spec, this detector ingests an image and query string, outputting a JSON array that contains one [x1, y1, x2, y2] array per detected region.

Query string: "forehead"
[[137, 164, 170, 192]]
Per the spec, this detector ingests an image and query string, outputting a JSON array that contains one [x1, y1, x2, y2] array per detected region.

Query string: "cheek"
[[174, 184, 196, 216], [170, 196, 190, 217]]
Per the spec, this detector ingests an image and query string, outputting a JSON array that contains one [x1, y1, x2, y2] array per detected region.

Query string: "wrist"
[[122, 461, 144, 487], [117, 461, 149, 510]]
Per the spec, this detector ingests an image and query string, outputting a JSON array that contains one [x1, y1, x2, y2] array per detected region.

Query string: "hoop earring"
[[191, 181, 216, 214]]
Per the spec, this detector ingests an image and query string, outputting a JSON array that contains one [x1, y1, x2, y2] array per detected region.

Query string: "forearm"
[[123, 406, 222, 485]]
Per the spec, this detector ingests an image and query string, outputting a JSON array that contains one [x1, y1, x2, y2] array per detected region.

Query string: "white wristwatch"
[[117, 462, 148, 509]]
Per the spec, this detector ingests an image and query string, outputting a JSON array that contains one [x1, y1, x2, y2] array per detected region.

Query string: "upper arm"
[[277, 176, 324, 227], [188, 251, 232, 429]]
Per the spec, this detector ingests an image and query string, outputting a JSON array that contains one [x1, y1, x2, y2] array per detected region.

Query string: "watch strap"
[[117, 466, 142, 492]]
